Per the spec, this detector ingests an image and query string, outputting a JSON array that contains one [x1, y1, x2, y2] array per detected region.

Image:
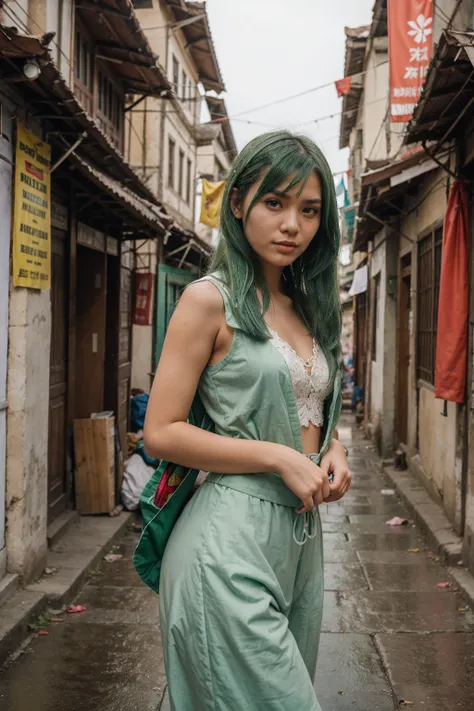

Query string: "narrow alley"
[[1, 415, 473, 711]]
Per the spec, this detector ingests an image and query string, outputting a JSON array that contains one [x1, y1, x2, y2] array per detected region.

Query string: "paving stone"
[[319, 514, 350, 524], [357, 551, 431, 565], [324, 564, 369, 591], [0, 622, 165, 711], [362, 562, 454, 591], [323, 591, 474, 634], [347, 534, 425, 551], [314, 634, 396, 710], [376, 633, 474, 710]]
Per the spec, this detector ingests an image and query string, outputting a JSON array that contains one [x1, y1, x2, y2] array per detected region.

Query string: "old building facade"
[[342, 0, 474, 575]]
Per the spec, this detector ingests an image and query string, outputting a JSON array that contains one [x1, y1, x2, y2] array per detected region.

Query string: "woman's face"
[[231, 170, 323, 268]]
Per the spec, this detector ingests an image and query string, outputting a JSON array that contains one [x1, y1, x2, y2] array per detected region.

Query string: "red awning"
[[434, 181, 469, 403]]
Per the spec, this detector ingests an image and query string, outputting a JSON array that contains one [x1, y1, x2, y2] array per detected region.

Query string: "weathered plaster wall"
[[7, 285, 51, 582]]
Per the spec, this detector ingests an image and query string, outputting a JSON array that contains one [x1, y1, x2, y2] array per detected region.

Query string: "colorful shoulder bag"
[[133, 393, 214, 593]]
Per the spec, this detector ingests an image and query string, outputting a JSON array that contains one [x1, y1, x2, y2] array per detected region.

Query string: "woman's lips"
[[274, 242, 297, 254]]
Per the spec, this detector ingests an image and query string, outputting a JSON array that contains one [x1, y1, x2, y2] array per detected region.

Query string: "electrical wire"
[[6, 0, 73, 71], [231, 62, 389, 119]]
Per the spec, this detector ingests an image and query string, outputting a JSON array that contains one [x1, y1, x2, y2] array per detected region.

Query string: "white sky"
[[205, 0, 375, 179]]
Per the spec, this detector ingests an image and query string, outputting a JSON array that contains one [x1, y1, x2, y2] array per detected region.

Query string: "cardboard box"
[[73, 414, 115, 514]]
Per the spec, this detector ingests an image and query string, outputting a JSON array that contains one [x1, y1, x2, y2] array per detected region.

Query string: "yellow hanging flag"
[[200, 179, 225, 228]]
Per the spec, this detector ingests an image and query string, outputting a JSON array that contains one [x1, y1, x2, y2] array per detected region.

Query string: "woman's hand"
[[274, 448, 331, 513], [319, 439, 352, 503]]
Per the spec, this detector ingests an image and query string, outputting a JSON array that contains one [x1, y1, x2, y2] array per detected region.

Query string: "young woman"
[[144, 130, 351, 711]]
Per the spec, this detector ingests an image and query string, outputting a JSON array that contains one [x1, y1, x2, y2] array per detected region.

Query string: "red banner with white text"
[[388, 0, 433, 123]]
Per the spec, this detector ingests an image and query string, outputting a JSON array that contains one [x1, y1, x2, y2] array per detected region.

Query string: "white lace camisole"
[[269, 329, 331, 428]]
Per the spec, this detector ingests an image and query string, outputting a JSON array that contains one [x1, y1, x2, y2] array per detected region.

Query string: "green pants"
[[159, 476, 325, 711]]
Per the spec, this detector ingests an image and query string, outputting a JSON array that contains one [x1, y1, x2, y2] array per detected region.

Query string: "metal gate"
[[0, 104, 13, 570], [153, 264, 194, 371]]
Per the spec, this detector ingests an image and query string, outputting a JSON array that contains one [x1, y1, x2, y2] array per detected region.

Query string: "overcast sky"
[[204, 0, 375, 179]]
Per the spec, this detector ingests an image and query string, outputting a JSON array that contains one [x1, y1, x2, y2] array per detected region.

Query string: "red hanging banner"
[[434, 182, 469, 404], [133, 272, 153, 326], [388, 0, 433, 123]]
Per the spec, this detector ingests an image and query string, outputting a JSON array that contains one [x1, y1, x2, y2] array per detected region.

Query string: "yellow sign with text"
[[200, 179, 225, 228], [13, 122, 51, 289]]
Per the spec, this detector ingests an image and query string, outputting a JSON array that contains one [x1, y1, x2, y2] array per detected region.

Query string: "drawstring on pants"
[[293, 510, 318, 546], [292, 452, 321, 546]]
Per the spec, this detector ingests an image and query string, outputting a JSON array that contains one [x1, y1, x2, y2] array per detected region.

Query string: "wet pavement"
[[1, 414, 474, 710]]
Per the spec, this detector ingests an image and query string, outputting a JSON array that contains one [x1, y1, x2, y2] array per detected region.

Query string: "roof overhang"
[[75, 0, 172, 96], [65, 154, 171, 238], [406, 30, 474, 145], [205, 95, 237, 159], [167, 0, 225, 93], [370, 0, 387, 39], [0, 25, 55, 60], [0, 54, 159, 202], [353, 148, 441, 252], [165, 223, 212, 270], [339, 26, 370, 149]]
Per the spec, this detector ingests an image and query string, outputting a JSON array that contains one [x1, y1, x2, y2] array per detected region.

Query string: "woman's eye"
[[265, 199, 280, 209], [303, 207, 319, 216]]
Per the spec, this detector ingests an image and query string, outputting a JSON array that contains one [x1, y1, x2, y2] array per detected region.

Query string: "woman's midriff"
[[301, 422, 322, 456]]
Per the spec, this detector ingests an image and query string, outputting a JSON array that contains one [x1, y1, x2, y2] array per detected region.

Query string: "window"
[[75, 30, 93, 89], [172, 55, 179, 92], [187, 79, 193, 109], [74, 26, 94, 113], [168, 137, 176, 189], [416, 226, 443, 384], [181, 69, 187, 101], [186, 158, 192, 204], [132, 0, 153, 7], [97, 70, 123, 146], [178, 149, 184, 197]]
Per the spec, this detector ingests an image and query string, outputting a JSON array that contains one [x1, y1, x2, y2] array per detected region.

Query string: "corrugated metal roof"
[[406, 30, 474, 145]]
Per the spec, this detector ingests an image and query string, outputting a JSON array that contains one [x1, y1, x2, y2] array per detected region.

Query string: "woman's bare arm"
[[144, 281, 281, 474]]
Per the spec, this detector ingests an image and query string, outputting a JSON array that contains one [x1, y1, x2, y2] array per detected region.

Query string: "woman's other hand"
[[319, 439, 352, 503], [274, 449, 331, 513]]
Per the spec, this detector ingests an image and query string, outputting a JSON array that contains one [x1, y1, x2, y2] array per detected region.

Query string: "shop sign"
[[133, 272, 153, 326], [12, 122, 51, 289]]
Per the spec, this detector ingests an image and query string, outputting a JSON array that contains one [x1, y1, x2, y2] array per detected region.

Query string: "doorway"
[[75, 245, 107, 418], [48, 229, 69, 523], [396, 254, 412, 446]]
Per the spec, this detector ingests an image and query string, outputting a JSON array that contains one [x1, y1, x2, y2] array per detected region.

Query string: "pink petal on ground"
[[66, 605, 87, 613], [104, 554, 123, 563], [386, 516, 409, 526], [435, 582, 451, 589]]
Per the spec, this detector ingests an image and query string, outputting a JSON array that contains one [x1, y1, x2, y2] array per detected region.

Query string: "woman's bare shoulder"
[[179, 279, 226, 318]]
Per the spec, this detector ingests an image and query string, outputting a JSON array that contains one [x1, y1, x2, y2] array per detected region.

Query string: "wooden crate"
[[73, 415, 115, 514]]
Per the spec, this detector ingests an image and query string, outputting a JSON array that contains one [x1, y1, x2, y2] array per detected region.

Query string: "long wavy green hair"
[[209, 130, 342, 379]]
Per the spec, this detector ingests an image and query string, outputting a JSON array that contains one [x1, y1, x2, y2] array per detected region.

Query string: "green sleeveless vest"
[[196, 274, 343, 508]]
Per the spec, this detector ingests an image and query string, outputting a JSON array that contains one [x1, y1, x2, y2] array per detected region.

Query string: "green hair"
[[209, 130, 342, 379]]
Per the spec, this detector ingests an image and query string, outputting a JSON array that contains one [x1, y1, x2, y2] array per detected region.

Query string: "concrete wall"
[[367, 228, 397, 458], [362, 48, 389, 163], [398, 168, 460, 524], [6, 285, 51, 583]]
